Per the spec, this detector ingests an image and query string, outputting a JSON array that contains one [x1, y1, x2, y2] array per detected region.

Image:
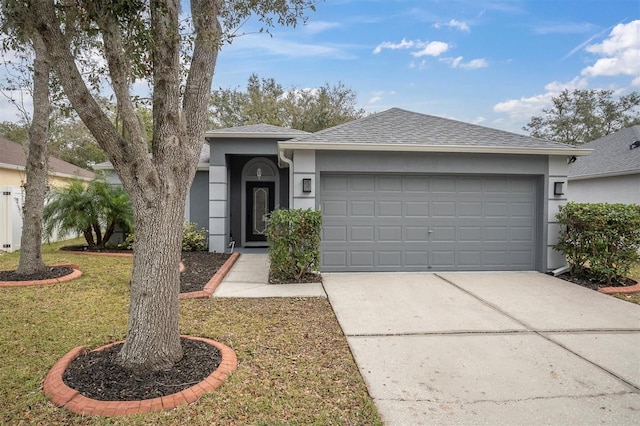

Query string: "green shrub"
[[182, 221, 208, 252], [554, 202, 640, 284], [118, 222, 208, 252], [266, 208, 322, 281]]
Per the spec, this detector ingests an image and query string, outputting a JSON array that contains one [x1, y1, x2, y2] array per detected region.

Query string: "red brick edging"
[[180, 252, 241, 299], [598, 282, 640, 294], [0, 264, 82, 288], [43, 335, 237, 416]]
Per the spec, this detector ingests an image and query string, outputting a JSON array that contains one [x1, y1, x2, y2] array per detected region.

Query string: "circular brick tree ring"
[[43, 335, 237, 416], [0, 264, 82, 288]]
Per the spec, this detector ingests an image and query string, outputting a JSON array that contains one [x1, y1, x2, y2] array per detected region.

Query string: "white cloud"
[[443, 56, 488, 70], [581, 20, 640, 80], [374, 39, 449, 58], [412, 41, 449, 57], [494, 76, 588, 119], [367, 90, 395, 105], [373, 38, 415, 54], [472, 116, 486, 124], [434, 19, 471, 32]]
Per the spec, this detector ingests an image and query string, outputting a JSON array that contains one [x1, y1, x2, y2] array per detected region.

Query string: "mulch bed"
[[269, 271, 322, 284], [180, 252, 230, 293], [63, 338, 221, 401], [0, 266, 73, 282], [555, 272, 637, 290]]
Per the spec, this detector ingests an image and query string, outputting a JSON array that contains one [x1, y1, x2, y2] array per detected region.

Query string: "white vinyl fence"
[[0, 185, 76, 253], [0, 186, 25, 253]]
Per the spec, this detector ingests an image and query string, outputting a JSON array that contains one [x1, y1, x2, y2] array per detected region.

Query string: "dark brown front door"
[[246, 181, 275, 243]]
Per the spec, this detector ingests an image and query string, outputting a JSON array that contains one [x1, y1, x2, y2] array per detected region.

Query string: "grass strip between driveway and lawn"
[[0, 239, 382, 425]]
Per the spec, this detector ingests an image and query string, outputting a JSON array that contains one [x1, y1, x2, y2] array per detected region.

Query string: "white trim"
[[0, 162, 93, 181], [568, 170, 640, 180], [278, 142, 592, 156], [206, 131, 306, 139]]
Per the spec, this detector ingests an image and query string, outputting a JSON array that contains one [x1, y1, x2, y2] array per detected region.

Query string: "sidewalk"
[[213, 253, 326, 298]]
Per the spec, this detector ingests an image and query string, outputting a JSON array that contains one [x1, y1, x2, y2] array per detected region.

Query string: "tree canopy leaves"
[[524, 89, 640, 145], [209, 73, 365, 132]]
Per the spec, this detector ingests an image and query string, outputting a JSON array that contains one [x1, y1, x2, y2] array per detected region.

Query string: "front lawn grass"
[[0, 239, 381, 425]]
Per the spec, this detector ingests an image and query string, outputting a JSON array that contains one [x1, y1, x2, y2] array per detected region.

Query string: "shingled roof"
[[568, 125, 640, 179], [280, 108, 589, 155], [0, 137, 95, 180], [206, 123, 309, 139]]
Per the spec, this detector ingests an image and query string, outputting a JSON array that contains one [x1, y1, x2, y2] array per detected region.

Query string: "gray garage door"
[[320, 174, 539, 272]]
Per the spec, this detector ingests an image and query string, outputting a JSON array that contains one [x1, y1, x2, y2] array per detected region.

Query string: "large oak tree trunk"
[[17, 35, 49, 275], [117, 187, 186, 371]]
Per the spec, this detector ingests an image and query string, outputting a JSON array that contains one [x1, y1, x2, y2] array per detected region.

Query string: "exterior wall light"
[[554, 181, 564, 196], [302, 178, 312, 193]]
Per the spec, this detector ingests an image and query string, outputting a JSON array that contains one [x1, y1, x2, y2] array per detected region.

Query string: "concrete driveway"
[[323, 272, 640, 425]]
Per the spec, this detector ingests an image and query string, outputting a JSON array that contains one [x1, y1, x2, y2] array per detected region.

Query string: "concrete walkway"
[[213, 253, 325, 298], [214, 254, 640, 425]]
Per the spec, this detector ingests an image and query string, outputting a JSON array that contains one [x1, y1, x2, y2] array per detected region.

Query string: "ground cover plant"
[[0, 239, 381, 425]]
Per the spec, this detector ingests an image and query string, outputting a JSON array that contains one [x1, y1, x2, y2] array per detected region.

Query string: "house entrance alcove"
[[241, 157, 280, 247]]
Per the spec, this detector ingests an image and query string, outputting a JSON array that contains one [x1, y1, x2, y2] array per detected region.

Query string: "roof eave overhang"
[[278, 142, 592, 156], [568, 169, 640, 181], [205, 131, 306, 139], [0, 162, 93, 180]]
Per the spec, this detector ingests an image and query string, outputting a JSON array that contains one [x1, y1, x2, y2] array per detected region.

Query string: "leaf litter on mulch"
[[55, 249, 230, 402], [63, 338, 221, 400]]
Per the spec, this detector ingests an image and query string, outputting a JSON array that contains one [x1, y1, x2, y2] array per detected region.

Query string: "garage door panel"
[[378, 226, 402, 242], [351, 201, 375, 216], [323, 225, 346, 242], [377, 176, 403, 191], [405, 201, 429, 217], [405, 176, 430, 192], [351, 176, 375, 191], [459, 202, 483, 217], [350, 251, 374, 267], [322, 200, 347, 217], [432, 201, 456, 217], [378, 251, 402, 267], [320, 174, 538, 271], [350, 226, 374, 242], [379, 201, 403, 216]]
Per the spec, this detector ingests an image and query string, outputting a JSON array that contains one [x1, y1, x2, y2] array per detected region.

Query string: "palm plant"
[[43, 177, 133, 248]]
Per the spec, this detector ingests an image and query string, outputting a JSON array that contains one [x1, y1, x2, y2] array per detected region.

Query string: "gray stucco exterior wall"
[[188, 170, 209, 232]]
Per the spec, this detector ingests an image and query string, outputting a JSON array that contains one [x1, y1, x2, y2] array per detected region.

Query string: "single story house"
[[567, 125, 640, 205], [208, 108, 590, 272], [100, 108, 591, 273]]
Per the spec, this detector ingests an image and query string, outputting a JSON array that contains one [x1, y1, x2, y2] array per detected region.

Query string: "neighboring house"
[[567, 125, 640, 205], [0, 137, 95, 187], [100, 108, 591, 273], [0, 137, 96, 252]]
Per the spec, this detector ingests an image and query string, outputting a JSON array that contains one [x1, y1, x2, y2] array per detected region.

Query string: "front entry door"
[[246, 181, 275, 243]]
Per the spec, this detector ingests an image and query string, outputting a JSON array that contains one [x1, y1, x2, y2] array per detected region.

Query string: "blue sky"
[[211, 0, 640, 134], [0, 0, 638, 136]]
